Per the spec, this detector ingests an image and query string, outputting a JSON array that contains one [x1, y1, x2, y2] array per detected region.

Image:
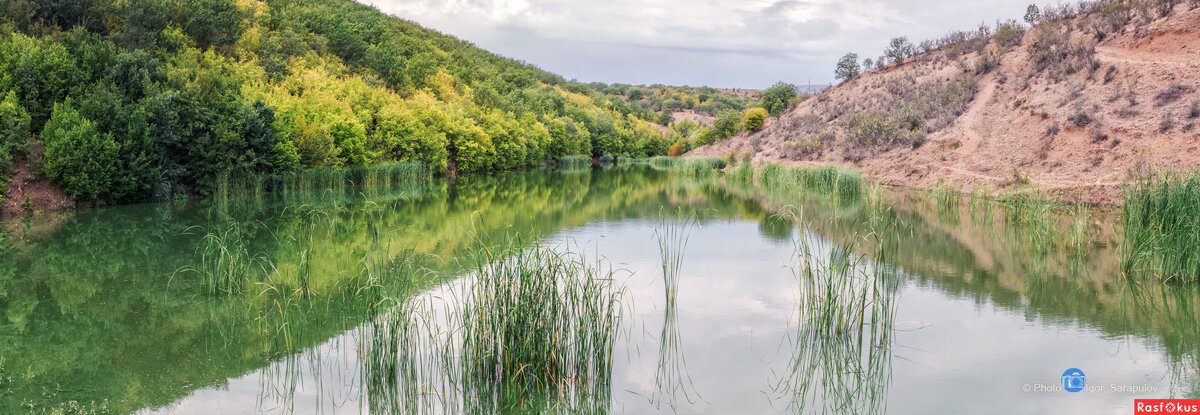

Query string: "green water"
[[0, 165, 1197, 414]]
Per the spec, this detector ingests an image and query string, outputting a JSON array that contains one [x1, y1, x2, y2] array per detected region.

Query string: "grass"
[[364, 234, 625, 412], [557, 155, 591, 169], [218, 161, 428, 199], [178, 223, 275, 296], [651, 214, 701, 408], [774, 216, 899, 414], [1121, 171, 1200, 283], [756, 163, 863, 202]]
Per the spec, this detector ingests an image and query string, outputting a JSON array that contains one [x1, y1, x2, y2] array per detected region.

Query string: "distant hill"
[[691, 1, 1200, 204]]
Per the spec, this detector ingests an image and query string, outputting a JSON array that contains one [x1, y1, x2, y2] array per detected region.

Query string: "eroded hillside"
[[691, 2, 1200, 204]]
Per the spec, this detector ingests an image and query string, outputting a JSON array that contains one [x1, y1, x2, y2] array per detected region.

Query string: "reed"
[[776, 219, 899, 414], [1121, 171, 1200, 283], [364, 234, 625, 412], [557, 155, 592, 169], [651, 215, 701, 408], [181, 223, 275, 296], [220, 162, 427, 199]]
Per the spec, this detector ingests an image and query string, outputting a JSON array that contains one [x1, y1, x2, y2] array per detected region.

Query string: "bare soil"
[[691, 6, 1200, 205]]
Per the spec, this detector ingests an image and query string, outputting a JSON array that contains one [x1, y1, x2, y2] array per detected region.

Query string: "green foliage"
[[759, 82, 798, 117], [1122, 171, 1200, 283], [40, 100, 120, 202], [743, 107, 769, 132], [0, 90, 30, 172], [0, 0, 671, 205], [835, 53, 861, 82], [884, 37, 913, 64]]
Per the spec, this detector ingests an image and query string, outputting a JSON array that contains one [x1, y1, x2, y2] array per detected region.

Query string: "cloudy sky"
[[359, 0, 1029, 88]]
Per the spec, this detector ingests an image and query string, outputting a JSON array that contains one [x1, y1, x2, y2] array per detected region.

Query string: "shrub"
[[40, 101, 121, 202], [993, 20, 1026, 49], [1067, 102, 1093, 127], [1161, 112, 1175, 133], [1189, 100, 1200, 119], [1154, 82, 1194, 107], [743, 108, 769, 132], [758, 82, 798, 116], [975, 46, 1001, 74], [0, 90, 31, 173]]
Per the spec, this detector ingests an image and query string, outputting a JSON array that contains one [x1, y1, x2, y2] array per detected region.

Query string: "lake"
[[1, 164, 1196, 414]]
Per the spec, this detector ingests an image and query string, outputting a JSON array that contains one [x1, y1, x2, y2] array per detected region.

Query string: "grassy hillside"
[[691, 0, 1200, 204], [0, 0, 684, 209]]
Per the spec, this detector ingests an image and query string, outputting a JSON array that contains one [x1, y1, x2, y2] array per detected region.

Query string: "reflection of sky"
[[145, 217, 1179, 414]]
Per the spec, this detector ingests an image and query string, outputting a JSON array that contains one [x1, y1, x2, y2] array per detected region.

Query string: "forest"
[[0, 0, 800, 205]]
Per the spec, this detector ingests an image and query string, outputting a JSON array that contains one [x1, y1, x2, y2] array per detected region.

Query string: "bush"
[[993, 20, 1026, 48], [743, 108, 769, 132], [40, 101, 120, 202], [0, 90, 31, 172], [1154, 83, 1194, 107], [759, 82, 798, 116]]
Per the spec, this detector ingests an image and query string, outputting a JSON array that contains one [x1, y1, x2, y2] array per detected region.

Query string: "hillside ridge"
[[690, 2, 1200, 204]]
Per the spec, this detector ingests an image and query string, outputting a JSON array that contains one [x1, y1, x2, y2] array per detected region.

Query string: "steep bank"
[[690, 2, 1200, 204]]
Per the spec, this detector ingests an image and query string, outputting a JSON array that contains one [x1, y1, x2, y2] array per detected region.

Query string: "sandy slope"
[[691, 6, 1200, 205]]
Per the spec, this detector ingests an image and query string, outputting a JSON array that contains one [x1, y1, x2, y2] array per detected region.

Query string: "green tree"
[[1024, 4, 1041, 25], [835, 52, 861, 82], [743, 107, 769, 132], [40, 100, 120, 202], [758, 82, 797, 117], [0, 90, 31, 171], [884, 37, 913, 64], [184, 0, 245, 50]]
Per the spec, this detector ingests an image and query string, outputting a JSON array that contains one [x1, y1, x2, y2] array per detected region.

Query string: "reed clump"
[[220, 162, 427, 198], [1121, 171, 1200, 283], [365, 235, 625, 411]]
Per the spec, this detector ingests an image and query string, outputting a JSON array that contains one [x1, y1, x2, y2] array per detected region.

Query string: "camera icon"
[[1061, 368, 1086, 392]]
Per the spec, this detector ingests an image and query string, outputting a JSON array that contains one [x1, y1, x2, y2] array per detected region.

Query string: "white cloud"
[[361, 0, 1026, 87]]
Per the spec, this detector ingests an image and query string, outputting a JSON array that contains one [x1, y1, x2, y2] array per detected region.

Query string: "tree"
[[884, 37, 914, 64], [834, 53, 861, 82], [40, 100, 120, 202], [743, 108, 769, 132], [758, 82, 798, 117], [0, 91, 31, 172], [863, 58, 874, 70], [184, 0, 245, 50], [1024, 4, 1041, 25]]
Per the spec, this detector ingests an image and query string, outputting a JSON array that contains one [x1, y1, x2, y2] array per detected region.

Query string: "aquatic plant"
[[651, 215, 702, 408], [775, 221, 899, 414], [364, 234, 625, 412], [557, 155, 591, 169], [181, 223, 275, 296], [1121, 171, 1200, 283]]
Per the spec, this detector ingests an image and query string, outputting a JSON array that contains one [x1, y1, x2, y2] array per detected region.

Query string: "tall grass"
[[1121, 172, 1200, 283], [557, 155, 591, 170], [219, 162, 428, 199], [774, 220, 899, 414], [364, 235, 625, 412], [651, 215, 701, 408], [756, 163, 863, 202], [179, 223, 275, 295]]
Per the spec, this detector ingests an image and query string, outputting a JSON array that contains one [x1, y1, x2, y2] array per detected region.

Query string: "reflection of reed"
[[1117, 279, 1200, 398], [773, 225, 899, 415], [360, 236, 623, 414], [650, 215, 702, 409]]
